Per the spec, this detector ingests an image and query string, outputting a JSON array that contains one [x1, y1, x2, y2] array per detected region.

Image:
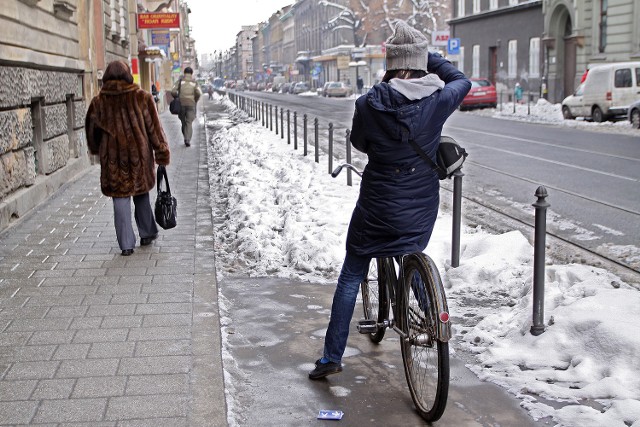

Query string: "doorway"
[[489, 46, 498, 84]]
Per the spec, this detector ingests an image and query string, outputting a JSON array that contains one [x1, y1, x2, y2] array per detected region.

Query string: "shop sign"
[[151, 30, 170, 46], [137, 13, 180, 29]]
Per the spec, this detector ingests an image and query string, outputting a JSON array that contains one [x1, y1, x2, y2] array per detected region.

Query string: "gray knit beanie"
[[385, 20, 429, 72]]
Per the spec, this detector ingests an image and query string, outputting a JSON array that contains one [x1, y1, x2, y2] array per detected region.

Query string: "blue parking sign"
[[447, 38, 460, 55]]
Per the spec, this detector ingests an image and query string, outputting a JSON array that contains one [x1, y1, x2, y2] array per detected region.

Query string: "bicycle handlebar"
[[331, 163, 363, 178]]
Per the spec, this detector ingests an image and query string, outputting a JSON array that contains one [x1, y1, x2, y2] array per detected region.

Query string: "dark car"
[[292, 82, 310, 94], [280, 82, 292, 94], [460, 78, 497, 110]]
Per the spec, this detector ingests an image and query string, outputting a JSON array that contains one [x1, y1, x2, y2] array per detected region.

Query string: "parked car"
[[321, 81, 332, 97], [292, 82, 310, 94], [248, 82, 258, 91], [280, 82, 292, 94], [460, 78, 497, 110], [325, 81, 353, 98], [561, 62, 640, 122], [628, 99, 640, 129]]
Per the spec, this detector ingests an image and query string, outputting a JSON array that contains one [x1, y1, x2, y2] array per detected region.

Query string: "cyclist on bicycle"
[[310, 20, 470, 380]]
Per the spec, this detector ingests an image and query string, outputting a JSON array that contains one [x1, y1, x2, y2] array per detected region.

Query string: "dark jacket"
[[347, 53, 470, 257], [86, 80, 170, 198]]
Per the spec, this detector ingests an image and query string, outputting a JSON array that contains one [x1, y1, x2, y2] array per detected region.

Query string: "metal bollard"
[[328, 123, 334, 174], [346, 130, 352, 186], [531, 186, 550, 336], [499, 92, 503, 112], [451, 168, 464, 268], [275, 106, 279, 135], [280, 108, 284, 139], [303, 114, 308, 156], [261, 102, 264, 127], [269, 105, 273, 131], [287, 110, 291, 144], [527, 92, 531, 115], [293, 112, 298, 150], [314, 118, 319, 163]]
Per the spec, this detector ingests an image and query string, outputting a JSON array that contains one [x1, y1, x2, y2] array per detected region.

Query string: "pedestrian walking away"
[[85, 60, 171, 256], [309, 20, 471, 379], [208, 84, 214, 100], [171, 66, 202, 146]]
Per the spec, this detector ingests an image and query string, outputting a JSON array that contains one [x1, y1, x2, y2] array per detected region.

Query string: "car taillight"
[[606, 91, 612, 101]]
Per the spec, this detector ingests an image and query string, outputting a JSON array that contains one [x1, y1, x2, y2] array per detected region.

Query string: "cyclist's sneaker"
[[308, 359, 342, 380]]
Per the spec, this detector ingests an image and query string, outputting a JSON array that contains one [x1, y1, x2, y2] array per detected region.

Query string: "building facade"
[[448, 0, 544, 100], [543, 0, 640, 103], [0, 0, 133, 230], [0, 0, 195, 232], [449, 0, 640, 103]]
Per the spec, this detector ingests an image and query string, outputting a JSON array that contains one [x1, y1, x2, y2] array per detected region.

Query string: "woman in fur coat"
[[86, 60, 171, 256]]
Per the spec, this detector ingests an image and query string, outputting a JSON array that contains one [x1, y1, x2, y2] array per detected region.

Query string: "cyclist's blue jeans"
[[323, 252, 371, 363]]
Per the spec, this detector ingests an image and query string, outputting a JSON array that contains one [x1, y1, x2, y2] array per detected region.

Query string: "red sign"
[[137, 13, 180, 29]]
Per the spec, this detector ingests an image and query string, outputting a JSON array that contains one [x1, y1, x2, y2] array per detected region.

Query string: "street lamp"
[[349, 60, 366, 94]]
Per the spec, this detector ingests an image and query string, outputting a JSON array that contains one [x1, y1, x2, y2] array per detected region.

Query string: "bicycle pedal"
[[357, 319, 378, 334]]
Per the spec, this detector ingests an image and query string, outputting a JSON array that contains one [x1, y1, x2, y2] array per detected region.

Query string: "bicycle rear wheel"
[[398, 254, 449, 422], [360, 258, 389, 343]]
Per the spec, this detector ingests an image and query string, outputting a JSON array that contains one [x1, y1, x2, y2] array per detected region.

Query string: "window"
[[457, 0, 465, 17], [529, 37, 540, 78], [508, 40, 517, 78], [473, 0, 480, 14], [614, 69, 632, 88], [472, 45, 480, 78], [490, 0, 498, 9], [636, 68, 640, 86], [459, 46, 465, 75], [599, 0, 607, 53]]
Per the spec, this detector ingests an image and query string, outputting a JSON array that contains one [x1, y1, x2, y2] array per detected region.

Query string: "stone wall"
[[0, 65, 86, 200]]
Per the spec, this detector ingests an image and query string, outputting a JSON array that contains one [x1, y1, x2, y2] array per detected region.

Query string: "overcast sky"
[[188, 0, 292, 56]]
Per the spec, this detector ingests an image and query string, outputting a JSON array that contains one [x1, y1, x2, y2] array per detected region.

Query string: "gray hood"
[[388, 74, 445, 100]]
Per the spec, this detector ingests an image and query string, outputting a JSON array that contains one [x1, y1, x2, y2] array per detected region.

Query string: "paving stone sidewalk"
[[0, 102, 226, 426]]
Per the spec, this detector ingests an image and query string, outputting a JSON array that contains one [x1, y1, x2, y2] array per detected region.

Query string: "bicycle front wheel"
[[398, 254, 449, 422], [360, 258, 389, 343]]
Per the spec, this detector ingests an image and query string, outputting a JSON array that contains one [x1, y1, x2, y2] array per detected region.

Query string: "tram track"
[[440, 172, 640, 286]]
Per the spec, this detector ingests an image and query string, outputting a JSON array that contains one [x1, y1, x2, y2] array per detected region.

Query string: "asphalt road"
[[231, 90, 640, 275]]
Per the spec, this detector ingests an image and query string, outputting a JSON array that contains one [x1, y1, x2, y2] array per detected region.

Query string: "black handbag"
[[154, 165, 177, 229], [169, 79, 182, 115], [402, 130, 468, 180]]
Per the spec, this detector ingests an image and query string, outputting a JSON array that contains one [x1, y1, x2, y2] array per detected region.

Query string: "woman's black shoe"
[[140, 234, 158, 246], [308, 359, 342, 380], [121, 249, 134, 256]]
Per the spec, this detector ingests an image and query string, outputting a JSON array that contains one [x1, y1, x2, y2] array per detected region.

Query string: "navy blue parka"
[[347, 53, 471, 257]]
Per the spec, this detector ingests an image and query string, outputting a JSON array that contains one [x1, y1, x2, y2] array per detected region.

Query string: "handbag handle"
[[157, 165, 172, 195]]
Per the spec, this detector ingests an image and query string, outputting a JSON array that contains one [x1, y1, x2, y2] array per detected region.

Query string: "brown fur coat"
[[85, 81, 170, 198]]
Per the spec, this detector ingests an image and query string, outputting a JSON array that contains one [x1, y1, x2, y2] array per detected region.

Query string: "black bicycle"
[[332, 163, 451, 422]]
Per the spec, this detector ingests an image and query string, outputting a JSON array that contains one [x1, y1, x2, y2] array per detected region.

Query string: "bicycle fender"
[[410, 253, 452, 342]]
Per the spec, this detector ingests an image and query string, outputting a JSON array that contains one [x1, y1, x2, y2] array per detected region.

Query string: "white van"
[[561, 62, 640, 122]]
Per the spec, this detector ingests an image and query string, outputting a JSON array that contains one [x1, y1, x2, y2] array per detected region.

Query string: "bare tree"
[[319, 0, 448, 47]]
